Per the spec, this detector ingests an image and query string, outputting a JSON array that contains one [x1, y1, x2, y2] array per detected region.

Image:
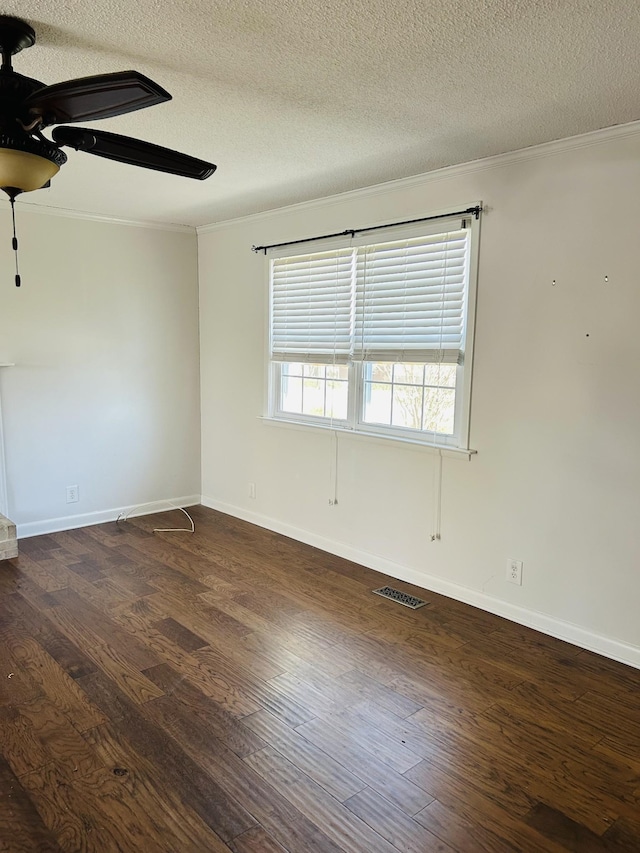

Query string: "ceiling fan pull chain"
[[10, 196, 21, 287]]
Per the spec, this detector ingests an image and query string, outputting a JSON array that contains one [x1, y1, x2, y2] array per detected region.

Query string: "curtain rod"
[[251, 205, 482, 254]]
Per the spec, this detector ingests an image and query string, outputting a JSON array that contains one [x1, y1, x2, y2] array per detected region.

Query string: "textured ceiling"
[[4, 0, 640, 226]]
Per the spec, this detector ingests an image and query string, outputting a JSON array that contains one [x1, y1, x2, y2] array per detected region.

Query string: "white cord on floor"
[[116, 501, 195, 534]]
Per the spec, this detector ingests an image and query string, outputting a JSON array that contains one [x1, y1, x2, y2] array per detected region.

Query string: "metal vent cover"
[[372, 586, 428, 609]]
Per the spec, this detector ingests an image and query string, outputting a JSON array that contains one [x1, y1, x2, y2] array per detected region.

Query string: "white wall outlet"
[[66, 485, 79, 504], [248, 482, 256, 499], [506, 558, 523, 585]]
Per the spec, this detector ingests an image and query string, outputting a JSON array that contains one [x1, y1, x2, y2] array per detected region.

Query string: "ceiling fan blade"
[[24, 71, 171, 125], [52, 126, 216, 180]]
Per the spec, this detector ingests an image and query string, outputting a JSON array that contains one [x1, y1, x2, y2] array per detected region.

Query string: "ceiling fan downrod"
[[0, 16, 36, 71]]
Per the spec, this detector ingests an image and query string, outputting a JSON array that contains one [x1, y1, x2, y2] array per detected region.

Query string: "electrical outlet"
[[248, 482, 256, 499], [66, 485, 79, 504], [506, 558, 523, 585]]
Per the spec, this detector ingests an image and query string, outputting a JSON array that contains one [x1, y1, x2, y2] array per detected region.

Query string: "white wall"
[[198, 124, 640, 668], [0, 210, 201, 535]]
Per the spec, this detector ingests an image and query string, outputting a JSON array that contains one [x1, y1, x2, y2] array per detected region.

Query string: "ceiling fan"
[[0, 15, 217, 285]]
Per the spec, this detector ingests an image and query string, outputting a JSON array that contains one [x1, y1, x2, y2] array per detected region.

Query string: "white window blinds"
[[352, 229, 469, 364], [270, 248, 354, 363], [270, 221, 470, 365]]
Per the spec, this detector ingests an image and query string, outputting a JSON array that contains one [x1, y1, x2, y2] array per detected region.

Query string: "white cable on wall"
[[327, 246, 346, 507], [431, 449, 443, 542], [328, 429, 339, 506], [116, 500, 195, 533]]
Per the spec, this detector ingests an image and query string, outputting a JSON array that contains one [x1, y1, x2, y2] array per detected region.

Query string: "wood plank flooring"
[[1, 505, 639, 852]]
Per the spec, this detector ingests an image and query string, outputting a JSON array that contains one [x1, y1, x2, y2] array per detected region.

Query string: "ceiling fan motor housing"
[[0, 77, 67, 196], [0, 78, 67, 195], [0, 128, 66, 195]]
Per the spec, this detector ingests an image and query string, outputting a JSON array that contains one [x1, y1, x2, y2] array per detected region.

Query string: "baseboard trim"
[[201, 495, 640, 671], [16, 495, 201, 539]]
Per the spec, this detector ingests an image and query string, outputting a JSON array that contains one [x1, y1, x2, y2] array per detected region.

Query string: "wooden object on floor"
[[0, 505, 639, 852], [0, 513, 17, 560]]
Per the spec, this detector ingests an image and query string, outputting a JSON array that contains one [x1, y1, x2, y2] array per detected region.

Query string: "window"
[[267, 211, 479, 449]]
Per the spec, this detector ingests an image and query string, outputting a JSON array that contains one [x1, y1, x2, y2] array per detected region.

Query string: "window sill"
[[258, 416, 476, 459]]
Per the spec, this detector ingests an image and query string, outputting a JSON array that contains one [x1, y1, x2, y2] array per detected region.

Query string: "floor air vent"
[[372, 586, 428, 609]]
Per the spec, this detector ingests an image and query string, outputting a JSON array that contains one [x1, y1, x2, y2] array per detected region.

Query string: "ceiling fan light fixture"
[[0, 147, 60, 193], [0, 130, 66, 195]]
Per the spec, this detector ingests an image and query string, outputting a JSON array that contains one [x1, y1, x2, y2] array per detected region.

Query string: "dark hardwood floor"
[[1, 505, 639, 852]]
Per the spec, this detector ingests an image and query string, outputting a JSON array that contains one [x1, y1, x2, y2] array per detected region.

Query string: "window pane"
[[304, 363, 325, 378], [394, 363, 424, 385], [283, 362, 304, 378], [392, 384, 423, 429], [302, 378, 325, 416], [327, 364, 348, 380], [424, 363, 456, 388], [279, 362, 349, 420], [423, 387, 455, 434], [281, 375, 302, 413], [363, 382, 392, 425], [327, 380, 348, 419], [369, 363, 393, 382], [361, 361, 457, 436]]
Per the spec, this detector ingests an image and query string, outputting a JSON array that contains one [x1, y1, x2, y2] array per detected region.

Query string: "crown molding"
[[13, 202, 195, 234], [197, 118, 640, 235]]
